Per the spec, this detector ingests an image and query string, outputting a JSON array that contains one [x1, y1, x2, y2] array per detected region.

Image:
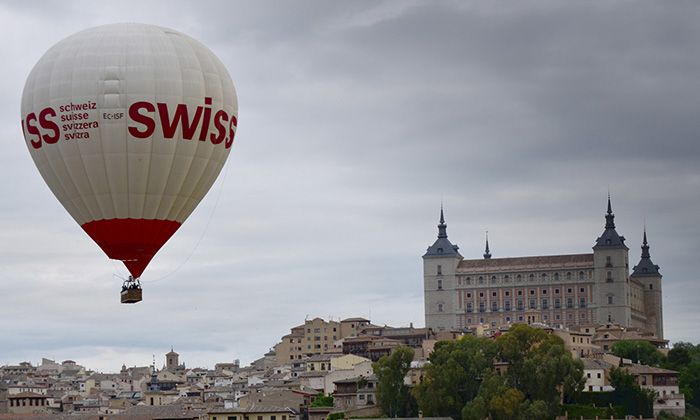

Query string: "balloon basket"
[[121, 287, 142, 304]]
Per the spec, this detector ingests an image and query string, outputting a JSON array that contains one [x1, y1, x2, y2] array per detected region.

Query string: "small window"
[[580, 287, 585, 293], [437, 279, 442, 290], [505, 291, 510, 296], [530, 289, 535, 295], [606, 256, 612, 267], [437, 303, 444, 312], [467, 293, 472, 298], [479, 276, 484, 284], [649, 284, 653, 290], [492, 291, 497, 297], [607, 295, 614, 305], [437, 265, 442, 275]]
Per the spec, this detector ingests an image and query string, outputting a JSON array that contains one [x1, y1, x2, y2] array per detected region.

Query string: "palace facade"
[[423, 198, 663, 339]]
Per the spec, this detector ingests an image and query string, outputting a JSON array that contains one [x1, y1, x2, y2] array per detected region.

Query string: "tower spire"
[[641, 226, 650, 259], [605, 193, 615, 229], [437, 205, 447, 239], [483, 231, 492, 259]]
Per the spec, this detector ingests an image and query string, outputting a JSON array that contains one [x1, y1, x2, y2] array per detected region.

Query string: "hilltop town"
[[0, 316, 690, 419]]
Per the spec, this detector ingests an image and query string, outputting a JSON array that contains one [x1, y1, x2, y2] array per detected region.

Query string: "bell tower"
[[631, 228, 663, 339], [592, 195, 631, 327], [423, 206, 463, 332]]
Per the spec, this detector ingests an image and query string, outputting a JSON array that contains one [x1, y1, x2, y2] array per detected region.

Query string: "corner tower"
[[631, 229, 664, 339], [423, 207, 463, 332], [592, 196, 631, 327]]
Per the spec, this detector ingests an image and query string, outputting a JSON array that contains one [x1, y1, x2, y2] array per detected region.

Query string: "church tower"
[[166, 348, 179, 371], [631, 229, 664, 339], [423, 207, 463, 332], [592, 196, 631, 327]]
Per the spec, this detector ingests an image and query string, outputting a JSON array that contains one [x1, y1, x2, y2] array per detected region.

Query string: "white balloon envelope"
[[21, 23, 238, 279]]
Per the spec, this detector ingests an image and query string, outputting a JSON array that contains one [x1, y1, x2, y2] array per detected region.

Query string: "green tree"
[[611, 340, 665, 366], [374, 346, 416, 417], [665, 346, 692, 370], [413, 335, 497, 419], [495, 324, 584, 417], [609, 367, 655, 418], [679, 362, 700, 407], [311, 394, 334, 407]]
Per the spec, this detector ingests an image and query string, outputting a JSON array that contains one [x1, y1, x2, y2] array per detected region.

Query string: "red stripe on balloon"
[[81, 218, 181, 278]]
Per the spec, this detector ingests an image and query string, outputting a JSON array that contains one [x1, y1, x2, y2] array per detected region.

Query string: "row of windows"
[[459, 287, 588, 297], [464, 297, 586, 312], [463, 311, 588, 326], [455, 271, 591, 285]]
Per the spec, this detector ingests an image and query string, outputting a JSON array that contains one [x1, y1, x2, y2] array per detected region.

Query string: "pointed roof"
[[631, 228, 661, 277], [593, 195, 628, 250], [483, 231, 491, 259], [424, 206, 462, 258]]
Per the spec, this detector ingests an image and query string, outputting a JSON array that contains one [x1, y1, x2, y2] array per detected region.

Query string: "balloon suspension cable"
[[143, 158, 232, 284]]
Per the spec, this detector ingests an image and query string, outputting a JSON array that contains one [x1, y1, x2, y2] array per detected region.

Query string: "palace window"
[[606, 271, 613, 283], [437, 265, 442, 275], [529, 274, 535, 282], [437, 279, 442, 290], [516, 274, 522, 282], [567, 298, 573, 308], [542, 289, 547, 295], [566, 272, 572, 280], [554, 273, 559, 281], [479, 292, 484, 298], [555, 298, 561, 309], [567, 288, 573, 293], [467, 293, 472, 298], [606, 256, 612, 267], [530, 289, 535, 295], [542, 298, 548, 309], [517, 299, 524, 310], [466, 303, 473, 313], [555, 288, 560, 294], [479, 302, 485, 313], [580, 297, 586, 308], [491, 301, 498, 311], [504, 275, 510, 283], [466, 277, 471, 285], [492, 291, 497, 297], [529, 299, 536, 309], [505, 300, 511, 311], [437, 303, 444, 312], [579, 271, 585, 280], [580, 287, 585, 293], [491, 276, 497, 284], [505, 291, 510, 297], [608, 295, 614, 305]]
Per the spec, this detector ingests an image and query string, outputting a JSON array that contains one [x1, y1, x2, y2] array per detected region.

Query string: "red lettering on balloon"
[[210, 110, 228, 145], [225, 114, 237, 149], [25, 113, 42, 149], [158, 103, 203, 140], [39, 107, 60, 144], [199, 97, 212, 141], [128, 101, 156, 138]]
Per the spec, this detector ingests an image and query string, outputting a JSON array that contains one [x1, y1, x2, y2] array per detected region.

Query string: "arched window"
[[516, 274, 522, 282], [478, 276, 484, 285], [437, 303, 444, 312], [491, 275, 497, 284], [529, 274, 535, 282], [504, 275, 510, 283], [554, 273, 559, 281], [566, 272, 572, 280], [579, 271, 585, 280], [607, 295, 614, 305]]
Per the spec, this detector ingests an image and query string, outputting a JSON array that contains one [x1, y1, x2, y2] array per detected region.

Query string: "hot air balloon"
[[20, 23, 238, 303]]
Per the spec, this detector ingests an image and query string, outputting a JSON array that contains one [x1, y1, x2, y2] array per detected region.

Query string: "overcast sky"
[[1, 0, 699, 372]]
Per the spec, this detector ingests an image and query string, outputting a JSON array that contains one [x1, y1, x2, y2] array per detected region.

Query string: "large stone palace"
[[423, 197, 664, 339]]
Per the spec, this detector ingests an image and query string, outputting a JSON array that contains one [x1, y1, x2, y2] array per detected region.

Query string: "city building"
[[423, 198, 664, 338]]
